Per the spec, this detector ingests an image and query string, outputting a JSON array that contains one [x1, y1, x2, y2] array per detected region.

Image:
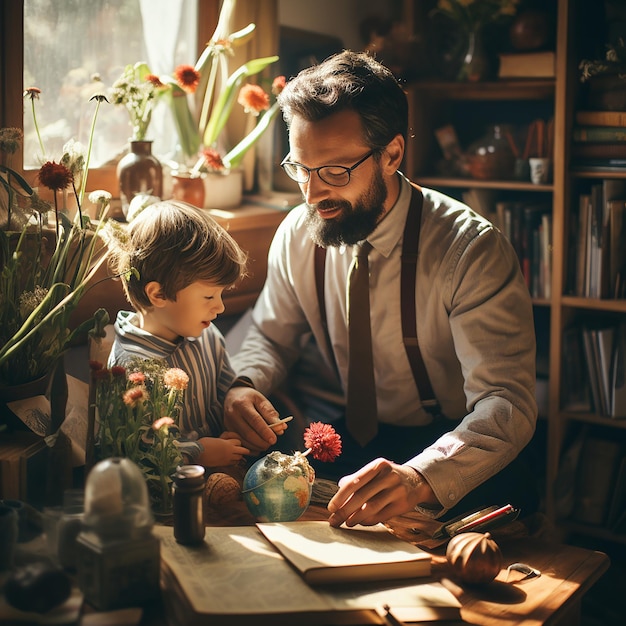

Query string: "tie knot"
[[355, 240, 372, 260]]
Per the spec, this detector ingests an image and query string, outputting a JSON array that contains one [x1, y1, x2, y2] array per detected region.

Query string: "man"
[[224, 50, 538, 528]]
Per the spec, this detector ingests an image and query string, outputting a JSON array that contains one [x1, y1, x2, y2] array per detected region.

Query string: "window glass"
[[23, 0, 198, 168]]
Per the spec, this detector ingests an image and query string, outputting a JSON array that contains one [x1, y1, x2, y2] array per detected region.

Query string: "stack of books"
[[572, 110, 626, 170]]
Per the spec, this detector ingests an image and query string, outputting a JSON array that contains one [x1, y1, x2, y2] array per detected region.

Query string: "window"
[[22, 0, 198, 169], [1, 0, 219, 192]]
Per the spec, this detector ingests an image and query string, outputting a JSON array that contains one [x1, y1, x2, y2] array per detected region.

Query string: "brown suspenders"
[[314, 184, 441, 414]]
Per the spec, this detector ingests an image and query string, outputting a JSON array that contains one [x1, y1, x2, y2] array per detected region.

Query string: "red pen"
[[453, 504, 515, 535]]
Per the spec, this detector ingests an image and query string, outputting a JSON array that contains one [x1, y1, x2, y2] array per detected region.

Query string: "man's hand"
[[223, 386, 287, 453], [327, 458, 438, 527]]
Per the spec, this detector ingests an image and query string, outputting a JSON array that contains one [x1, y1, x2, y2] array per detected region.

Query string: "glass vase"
[[117, 141, 163, 219], [457, 27, 491, 82]]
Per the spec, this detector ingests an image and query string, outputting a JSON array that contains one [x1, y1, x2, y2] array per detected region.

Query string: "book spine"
[[576, 111, 626, 127], [573, 126, 626, 142]]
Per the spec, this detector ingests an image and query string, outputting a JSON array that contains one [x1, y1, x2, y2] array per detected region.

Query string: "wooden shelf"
[[405, 0, 626, 544], [408, 79, 555, 100], [418, 176, 554, 192]]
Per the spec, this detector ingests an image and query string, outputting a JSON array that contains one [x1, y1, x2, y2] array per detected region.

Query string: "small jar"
[[172, 465, 206, 545], [466, 124, 515, 180]]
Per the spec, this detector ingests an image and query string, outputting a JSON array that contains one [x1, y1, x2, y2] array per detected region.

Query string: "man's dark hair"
[[277, 50, 408, 149]]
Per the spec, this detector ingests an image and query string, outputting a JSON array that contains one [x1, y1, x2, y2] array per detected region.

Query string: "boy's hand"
[[196, 435, 250, 467], [224, 387, 287, 452]]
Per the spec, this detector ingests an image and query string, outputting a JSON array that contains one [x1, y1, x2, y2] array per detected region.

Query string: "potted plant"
[[1, 87, 113, 503], [579, 38, 626, 110]]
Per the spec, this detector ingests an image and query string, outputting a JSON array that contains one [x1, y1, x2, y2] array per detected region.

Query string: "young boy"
[[107, 200, 263, 468]]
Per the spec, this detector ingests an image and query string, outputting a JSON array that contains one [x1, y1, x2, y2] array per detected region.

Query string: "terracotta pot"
[[171, 173, 206, 208]]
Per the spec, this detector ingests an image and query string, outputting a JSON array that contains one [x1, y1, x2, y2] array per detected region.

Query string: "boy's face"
[[143, 279, 226, 341]]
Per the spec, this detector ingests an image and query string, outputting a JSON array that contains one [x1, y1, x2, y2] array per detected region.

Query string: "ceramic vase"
[[117, 141, 163, 218], [203, 169, 243, 210]]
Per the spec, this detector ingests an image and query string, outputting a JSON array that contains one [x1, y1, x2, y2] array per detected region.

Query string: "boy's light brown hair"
[[109, 200, 247, 312]]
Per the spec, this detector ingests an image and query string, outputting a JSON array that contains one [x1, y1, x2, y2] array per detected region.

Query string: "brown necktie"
[[346, 241, 378, 446]]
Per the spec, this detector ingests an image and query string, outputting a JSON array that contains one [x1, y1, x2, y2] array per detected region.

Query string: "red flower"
[[92, 368, 110, 381], [38, 161, 73, 192], [174, 64, 201, 93], [237, 84, 269, 114], [201, 148, 225, 171], [111, 365, 126, 378], [272, 76, 286, 96], [89, 360, 103, 371], [304, 422, 342, 462]]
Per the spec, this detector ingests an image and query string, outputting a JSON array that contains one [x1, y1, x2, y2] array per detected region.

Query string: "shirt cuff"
[[174, 440, 204, 463], [229, 376, 256, 390]]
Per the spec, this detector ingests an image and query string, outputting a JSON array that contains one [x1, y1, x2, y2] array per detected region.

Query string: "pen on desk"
[[377, 604, 407, 626], [455, 503, 515, 534], [268, 416, 294, 430]]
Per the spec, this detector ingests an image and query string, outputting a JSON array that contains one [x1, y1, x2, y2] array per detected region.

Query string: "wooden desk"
[[202, 502, 610, 626]]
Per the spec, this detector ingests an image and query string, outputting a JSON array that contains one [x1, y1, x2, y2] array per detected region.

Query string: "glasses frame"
[[280, 150, 375, 187]]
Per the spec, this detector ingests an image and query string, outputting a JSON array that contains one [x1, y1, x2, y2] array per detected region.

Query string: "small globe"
[[242, 451, 315, 522]]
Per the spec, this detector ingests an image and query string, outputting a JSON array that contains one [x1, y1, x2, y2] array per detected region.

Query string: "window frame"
[[0, 0, 220, 192]]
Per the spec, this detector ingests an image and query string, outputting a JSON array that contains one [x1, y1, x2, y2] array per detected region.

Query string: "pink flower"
[[304, 422, 342, 462], [128, 371, 146, 385], [153, 416, 175, 431]]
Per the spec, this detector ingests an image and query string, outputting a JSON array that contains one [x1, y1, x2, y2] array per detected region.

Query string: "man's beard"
[[304, 166, 388, 247]]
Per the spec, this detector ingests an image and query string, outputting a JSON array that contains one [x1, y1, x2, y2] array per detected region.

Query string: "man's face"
[[287, 110, 388, 247]]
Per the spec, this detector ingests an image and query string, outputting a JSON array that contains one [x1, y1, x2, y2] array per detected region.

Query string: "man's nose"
[[303, 172, 329, 204]]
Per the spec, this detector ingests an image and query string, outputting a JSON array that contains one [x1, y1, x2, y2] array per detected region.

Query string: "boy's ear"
[[145, 281, 167, 307]]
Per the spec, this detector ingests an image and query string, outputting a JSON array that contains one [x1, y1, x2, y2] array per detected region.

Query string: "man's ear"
[[383, 134, 405, 175], [145, 281, 167, 307]]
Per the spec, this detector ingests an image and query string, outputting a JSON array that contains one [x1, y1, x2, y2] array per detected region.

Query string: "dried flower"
[[303, 422, 342, 462], [432, 0, 520, 30]]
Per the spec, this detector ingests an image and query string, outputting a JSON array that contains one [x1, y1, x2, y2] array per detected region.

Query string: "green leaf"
[[203, 55, 279, 148]]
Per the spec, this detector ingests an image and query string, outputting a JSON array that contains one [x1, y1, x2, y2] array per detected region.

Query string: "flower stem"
[[30, 97, 46, 160]]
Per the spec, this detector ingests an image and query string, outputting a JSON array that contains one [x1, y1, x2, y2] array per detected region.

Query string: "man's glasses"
[[280, 150, 375, 187]]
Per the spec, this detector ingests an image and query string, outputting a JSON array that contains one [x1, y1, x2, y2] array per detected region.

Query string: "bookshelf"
[[403, 0, 626, 543]]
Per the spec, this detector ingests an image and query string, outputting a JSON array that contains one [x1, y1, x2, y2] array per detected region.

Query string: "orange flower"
[[38, 161, 73, 192], [23, 86, 41, 100], [237, 84, 269, 115], [272, 76, 286, 96], [123, 386, 148, 407], [174, 64, 201, 93], [163, 367, 189, 391], [146, 74, 164, 88], [201, 148, 225, 171]]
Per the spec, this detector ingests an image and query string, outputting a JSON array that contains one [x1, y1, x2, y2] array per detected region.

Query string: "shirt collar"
[[367, 172, 412, 259]]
